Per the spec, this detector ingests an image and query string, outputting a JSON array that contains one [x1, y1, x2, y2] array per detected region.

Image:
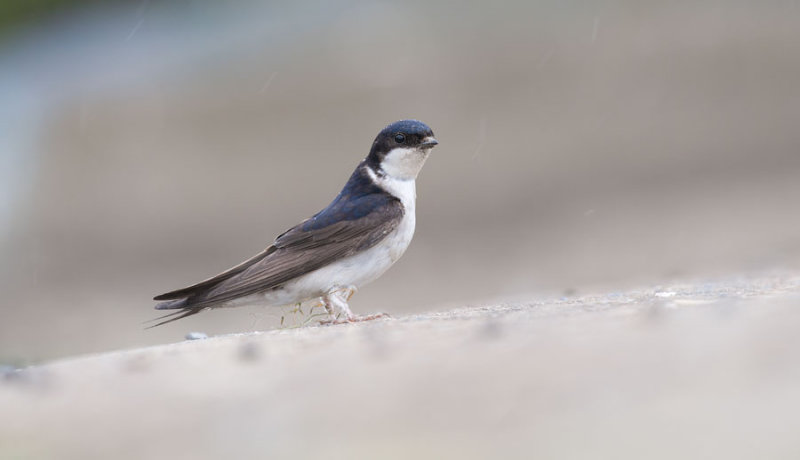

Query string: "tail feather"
[[142, 308, 186, 325], [155, 298, 189, 310], [144, 307, 203, 329], [144, 298, 202, 329]]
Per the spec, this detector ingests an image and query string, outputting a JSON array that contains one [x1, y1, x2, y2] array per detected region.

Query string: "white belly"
[[285, 210, 415, 295], [224, 177, 417, 308]]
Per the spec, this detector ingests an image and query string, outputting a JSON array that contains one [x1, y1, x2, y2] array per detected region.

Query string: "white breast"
[[306, 171, 417, 289], [366, 166, 417, 262]]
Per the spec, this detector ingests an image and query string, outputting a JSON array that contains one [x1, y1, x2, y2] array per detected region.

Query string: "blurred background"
[[1, 0, 799, 361]]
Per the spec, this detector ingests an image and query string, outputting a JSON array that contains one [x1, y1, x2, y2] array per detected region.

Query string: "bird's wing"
[[153, 194, 404, 309], [153, 247, 276, 301]]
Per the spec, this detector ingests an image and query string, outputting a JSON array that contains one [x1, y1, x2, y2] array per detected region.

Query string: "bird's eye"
[[394, 133, 406, 144]]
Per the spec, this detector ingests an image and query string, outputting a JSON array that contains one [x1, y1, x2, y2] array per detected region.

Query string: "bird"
[[149, 119, 438, 328]]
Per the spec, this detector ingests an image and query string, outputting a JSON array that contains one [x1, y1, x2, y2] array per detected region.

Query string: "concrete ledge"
[[2, 274, 799, 459]]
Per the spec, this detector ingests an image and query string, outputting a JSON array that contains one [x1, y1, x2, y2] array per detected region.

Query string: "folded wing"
[[153, 194, 403, 310]]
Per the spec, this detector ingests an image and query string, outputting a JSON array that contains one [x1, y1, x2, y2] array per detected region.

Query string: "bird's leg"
[[322, 288, 355, 323], [320, 297, 335, 319], [318, 286, 390, 325], [342, 285, 391, 321], [318, 292, 343, 324]]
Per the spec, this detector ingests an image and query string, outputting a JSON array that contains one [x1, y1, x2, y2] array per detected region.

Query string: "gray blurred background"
[[1, 0, 799, 361]]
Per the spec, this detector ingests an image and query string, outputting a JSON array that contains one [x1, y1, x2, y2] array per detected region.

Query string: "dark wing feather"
[[182, 199, 403, 309], [154, 193, 403, 310], [153, 247, 276, 301]]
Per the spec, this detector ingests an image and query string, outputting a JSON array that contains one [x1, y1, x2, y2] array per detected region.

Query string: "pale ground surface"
[[2, 273, 799, 459]]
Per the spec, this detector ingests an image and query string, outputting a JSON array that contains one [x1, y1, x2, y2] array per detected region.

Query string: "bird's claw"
[[319, 312, 391, 325]]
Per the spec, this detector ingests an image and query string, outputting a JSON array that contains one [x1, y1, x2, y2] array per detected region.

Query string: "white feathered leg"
[[319, 286, 389, 324]]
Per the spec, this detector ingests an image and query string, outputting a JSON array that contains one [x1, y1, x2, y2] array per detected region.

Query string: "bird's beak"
[[420, 137, 439, 149]]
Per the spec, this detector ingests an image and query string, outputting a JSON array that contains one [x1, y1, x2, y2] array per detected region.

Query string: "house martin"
[[151, 119, 438, 327]]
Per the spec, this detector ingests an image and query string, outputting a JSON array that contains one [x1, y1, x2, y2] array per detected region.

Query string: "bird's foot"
[[318, 286, 389, 325], [318, 312, 391, 325], [356, 312, 391, 321]]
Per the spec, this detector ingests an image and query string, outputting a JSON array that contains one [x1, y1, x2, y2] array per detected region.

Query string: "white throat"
[[379, 147, 431, 181], [365, 164, 416, 213]]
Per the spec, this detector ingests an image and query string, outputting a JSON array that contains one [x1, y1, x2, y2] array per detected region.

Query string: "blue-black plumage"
[[149, 119, 438, 327]]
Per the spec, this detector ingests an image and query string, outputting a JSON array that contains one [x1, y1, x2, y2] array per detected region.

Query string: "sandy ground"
[[2, 273, 799, 459]]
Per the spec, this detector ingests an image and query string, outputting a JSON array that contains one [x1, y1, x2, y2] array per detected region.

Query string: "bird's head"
[[367, 119, 438, 180]]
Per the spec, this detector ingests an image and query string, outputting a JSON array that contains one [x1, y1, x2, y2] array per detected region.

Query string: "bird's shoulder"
[[275, 163, 405, 249]]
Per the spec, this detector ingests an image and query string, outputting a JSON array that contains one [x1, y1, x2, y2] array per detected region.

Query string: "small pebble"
[[185, 332, 208, 341]]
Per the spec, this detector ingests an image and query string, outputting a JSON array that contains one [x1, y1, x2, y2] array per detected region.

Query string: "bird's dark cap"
[[377, 119, 434, 139]]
